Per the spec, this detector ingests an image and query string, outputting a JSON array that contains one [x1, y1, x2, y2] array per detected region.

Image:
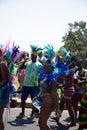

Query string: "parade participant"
[[17, 44, 43, 119], [72, 60, 86, 117], [5, 44, 20, 106], [59, 56, 77, 126], [37, 48, 43, 63], [38, 44, 60, 130], [37, 47, 48, 64], [0, 49, 9, 130], [0, 43, 20, 108], [39, 59, 60, 130], [50, 49, 77, 126]]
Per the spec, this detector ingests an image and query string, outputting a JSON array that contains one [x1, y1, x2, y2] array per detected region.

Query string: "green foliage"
[[58, 21, 87, 61]]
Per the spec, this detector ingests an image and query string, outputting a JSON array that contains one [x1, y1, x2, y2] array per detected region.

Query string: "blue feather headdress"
[[39, 46, 77, 87], [43, 44, 55, 62]]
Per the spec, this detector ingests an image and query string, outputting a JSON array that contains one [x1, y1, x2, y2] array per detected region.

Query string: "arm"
[[19, 58, 28, 70], [0, 63, 9, 87]]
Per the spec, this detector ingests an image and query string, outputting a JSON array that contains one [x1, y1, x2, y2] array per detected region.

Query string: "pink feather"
[[3, 39, 11, 55]]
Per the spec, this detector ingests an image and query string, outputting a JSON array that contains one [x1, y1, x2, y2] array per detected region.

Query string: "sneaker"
[[16, 113, 25, 119], [34, 108, 39, 113], [50, 116, 59, 124], [68, 122, 76, 127], [27, 112, 35, 120]]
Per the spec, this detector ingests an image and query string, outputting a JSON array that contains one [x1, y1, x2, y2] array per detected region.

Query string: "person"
[[78, 90, 87, 130], [16, 51, 43, 119], [60, 56, 77, 126], [37, 49, 48, 65], [51, 55, 77, 126], [37, 49, 43, 63], [77, 70, 87, 130], [72, 60, 86, 118], [0, 49, 9, 130], [39, 59, 60, 130], [16, 52, 29, 92]]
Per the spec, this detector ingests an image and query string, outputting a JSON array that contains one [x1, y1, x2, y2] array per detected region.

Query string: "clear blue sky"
[[0, 0, 87, 51]]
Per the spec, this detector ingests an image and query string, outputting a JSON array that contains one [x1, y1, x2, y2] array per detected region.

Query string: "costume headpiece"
[[43, 44, 55, 62], [30, 44, 42, 56], [61, 47, 71, 62]]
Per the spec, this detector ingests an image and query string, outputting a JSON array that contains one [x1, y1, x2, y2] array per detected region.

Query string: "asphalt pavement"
[[3, 108, 84, 130]]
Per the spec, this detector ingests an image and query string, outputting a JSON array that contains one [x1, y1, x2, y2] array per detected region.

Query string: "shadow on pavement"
[[50, 122, 69, 130], [8, 118, 35, 126]]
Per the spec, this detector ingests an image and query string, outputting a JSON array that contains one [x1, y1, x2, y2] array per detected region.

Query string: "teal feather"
[[44, 44, 55, 61]]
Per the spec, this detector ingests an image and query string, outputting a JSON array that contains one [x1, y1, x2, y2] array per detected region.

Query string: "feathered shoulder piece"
[[43, 44, 55, 61]]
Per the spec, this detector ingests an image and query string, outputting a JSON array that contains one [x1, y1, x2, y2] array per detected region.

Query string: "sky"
[[0, 0, 87, 52]]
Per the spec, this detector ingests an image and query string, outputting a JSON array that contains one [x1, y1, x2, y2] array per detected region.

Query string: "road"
[[3, 108, 86, 130]]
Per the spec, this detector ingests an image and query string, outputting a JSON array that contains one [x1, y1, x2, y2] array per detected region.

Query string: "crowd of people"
[[0, 43, 87, 130]]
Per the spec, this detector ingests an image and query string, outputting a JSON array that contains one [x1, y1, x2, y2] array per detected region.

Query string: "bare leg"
[[66, 98, 76, 125], [39, 96, 53, 130], [0, 105, 4, 130]]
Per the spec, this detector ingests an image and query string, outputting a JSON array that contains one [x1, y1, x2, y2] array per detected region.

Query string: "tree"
[[59, 21, 87, 61]]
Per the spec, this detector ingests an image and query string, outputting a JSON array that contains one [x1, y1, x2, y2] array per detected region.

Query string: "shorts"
[[21, 86, 39, 100], [0, 84, 9, 106], [63, 86, 75, 99]]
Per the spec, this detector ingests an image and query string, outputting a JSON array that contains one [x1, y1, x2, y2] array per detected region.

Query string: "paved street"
[[3, 108, 84, 130]]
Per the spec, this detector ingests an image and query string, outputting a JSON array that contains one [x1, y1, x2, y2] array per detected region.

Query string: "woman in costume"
[[39, 59, 60, 130], [39, 44, 60, 130], [51, 47, 77, 126], [1, 42, 20, 106]]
